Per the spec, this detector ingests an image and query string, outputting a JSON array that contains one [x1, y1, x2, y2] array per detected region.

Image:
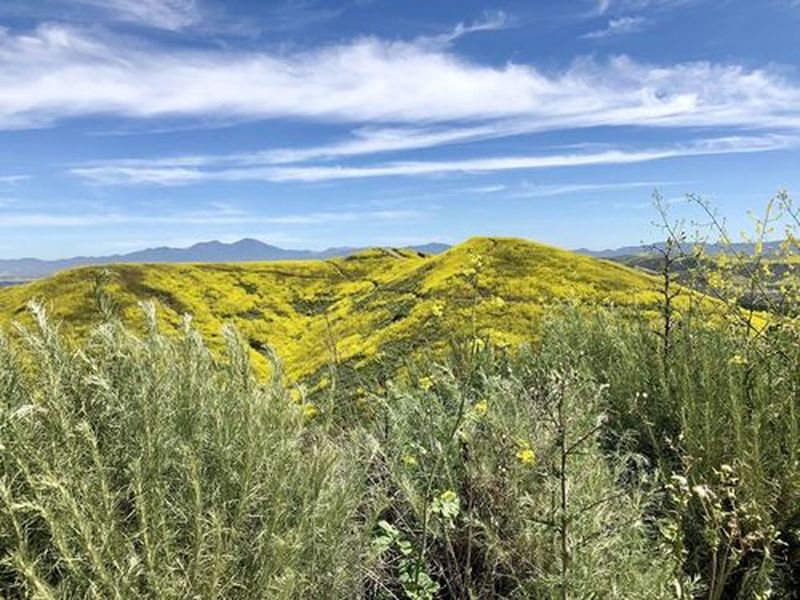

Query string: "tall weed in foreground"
[[545, 191, 800, 597], [365, 340, 675, 599], [0, 303, 369, 599]]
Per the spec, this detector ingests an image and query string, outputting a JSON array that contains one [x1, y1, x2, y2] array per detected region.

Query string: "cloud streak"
[[0, 175, 30, 184], [584, 16, 648, 38], [594, 0, 699, 15], [70, 134, 796, 185], [510, 180, 687, 198], [71, 0, 201, 30], [1, 24, 800, 135], [0, 206, 422, 228]]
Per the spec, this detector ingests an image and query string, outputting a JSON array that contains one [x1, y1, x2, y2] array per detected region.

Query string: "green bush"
[[0, 303, 370, 599]]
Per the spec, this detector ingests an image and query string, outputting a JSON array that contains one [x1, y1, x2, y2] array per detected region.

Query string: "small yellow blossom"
[[490, 296, 506, 309], [419, 376, 434, 391], [431, 302, 445, 318], [301, 403, 319, 420], [439, 490, 458, 504], [402, 454, 418, 467], [473, 400, 489, 417], [516, 440, 536, 465], [729, 354, 747, 366], [516, 448, 536, 465]]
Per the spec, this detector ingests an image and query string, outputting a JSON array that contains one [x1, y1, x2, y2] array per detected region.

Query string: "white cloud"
[[594, 0, 698, 15], [1, 24, 800, 135], [0, 175, 29, 184], [512, 180, 684, 197], [431, 10, 510, 45], [459, 185, 508, 194], [72, 0, 201, 31], [70, 134, 796, 185], [0, 206, 422, 228], [85, 124, 512, 169], [584, 16, 648, 38]]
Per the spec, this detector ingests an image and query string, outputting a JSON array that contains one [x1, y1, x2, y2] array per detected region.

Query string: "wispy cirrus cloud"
[[593, 0, 700, 15], [0, 206, 422, 228], [510, 180, 687, 198], [426, 10, 510, 45], [82, 125, 514, 169], [0, 175, 30, 184], [2, 24, 800, 134], [70, 134, 797, 185], [72, 0, 201, 31], [584, 16, 648, 38]]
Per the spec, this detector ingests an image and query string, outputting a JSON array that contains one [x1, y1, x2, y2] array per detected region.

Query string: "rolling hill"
[[0, 237, 669, 387], [0, 238, 451, 282]]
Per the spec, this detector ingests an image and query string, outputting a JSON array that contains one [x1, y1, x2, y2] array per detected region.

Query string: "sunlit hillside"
[[0, 237, 669, 384]]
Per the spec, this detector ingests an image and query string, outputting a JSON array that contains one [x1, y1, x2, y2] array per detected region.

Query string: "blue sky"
[[1, 0, 799, 258]]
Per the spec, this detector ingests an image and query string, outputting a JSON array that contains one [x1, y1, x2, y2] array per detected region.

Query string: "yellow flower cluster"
[[301, 403, 319, 420], [473, 400, 489, 417], [516, 440, 536, 465], [402, 454, 418, 467]]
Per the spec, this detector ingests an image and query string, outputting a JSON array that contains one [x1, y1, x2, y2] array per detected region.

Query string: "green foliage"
[[368, 347, 675, 598], [0, 303, 369, 599]]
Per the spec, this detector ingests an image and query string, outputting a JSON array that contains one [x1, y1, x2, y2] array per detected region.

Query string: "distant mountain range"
[[0, 239, 451, 283], [575, 240, 785, 259], [1, 237, 785, 284]]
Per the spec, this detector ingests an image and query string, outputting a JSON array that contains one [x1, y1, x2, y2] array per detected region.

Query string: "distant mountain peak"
[[0, 238, 451, 283]]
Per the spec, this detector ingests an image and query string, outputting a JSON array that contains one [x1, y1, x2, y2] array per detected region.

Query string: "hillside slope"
[[0, 238, 451, 282], [0, 238, 666, 384]]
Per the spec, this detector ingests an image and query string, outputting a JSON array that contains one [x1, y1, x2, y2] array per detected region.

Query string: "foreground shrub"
[[0, 303, 369, 599], [364, 340, 675, 599]]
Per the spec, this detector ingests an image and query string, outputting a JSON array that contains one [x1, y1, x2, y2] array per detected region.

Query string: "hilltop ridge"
[[0, 238, 451, 282], [0, 237, 665, 383]]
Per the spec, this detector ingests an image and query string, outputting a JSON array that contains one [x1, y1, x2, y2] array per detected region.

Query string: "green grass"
[[0, 306, 371, 599]]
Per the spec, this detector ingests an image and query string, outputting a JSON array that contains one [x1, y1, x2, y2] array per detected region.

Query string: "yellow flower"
[[402, 454, 418, 467], [439, 490, 458, 503], [473, 400, 488, 416], [301, 403, 319, 420], [729, 354, 747, 366], [516, 448, 536, 465], [289, 388, 303, 404], [490, 296, 506, 309], [419, 376, 434, 391], [516, 440, 536, 465], [431, 302, 445, 318]]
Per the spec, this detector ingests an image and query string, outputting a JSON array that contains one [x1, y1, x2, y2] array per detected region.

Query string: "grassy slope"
[[0, 237, 666, 382]]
